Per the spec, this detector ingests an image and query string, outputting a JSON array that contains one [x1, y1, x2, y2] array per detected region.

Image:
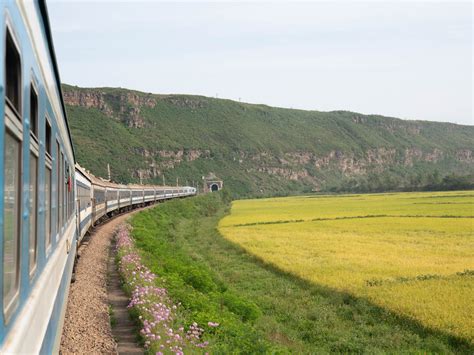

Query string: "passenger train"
[[0, 1, 196, 353]]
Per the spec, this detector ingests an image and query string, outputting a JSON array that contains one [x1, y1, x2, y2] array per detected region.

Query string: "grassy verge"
[[130, 192, 473, 353], [130, 192, 276, 353]]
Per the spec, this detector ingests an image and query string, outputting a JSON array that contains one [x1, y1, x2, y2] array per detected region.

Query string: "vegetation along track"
[[126, 191, 473, 353]]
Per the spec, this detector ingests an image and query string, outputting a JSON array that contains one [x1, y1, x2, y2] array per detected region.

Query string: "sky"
[[48, 1, 473, 125]]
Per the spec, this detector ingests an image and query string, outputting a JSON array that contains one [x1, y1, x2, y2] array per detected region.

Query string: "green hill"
[[63, 84, 474, 197]]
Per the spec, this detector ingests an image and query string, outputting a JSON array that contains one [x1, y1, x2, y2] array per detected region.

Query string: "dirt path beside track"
[[60, 210, 142, 354]]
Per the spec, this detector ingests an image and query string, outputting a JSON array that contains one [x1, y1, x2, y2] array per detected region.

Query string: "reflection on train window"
[[94, 188, 105, 204], [119, 190, 129, 200], [64, 160, 68, 220], [45, 119, 52, 156], [30, 84, 38, 137], [77, 184, 90, 211], [5, 30, 21, 114], [45, 167, 52, 249], [67, 165, 72, 218], [106, 190, 117, 201], [29, 153, 38, 274], [57, 142, 61, 234], [61, 155, 65, 225], [3, 131, 21, 315]]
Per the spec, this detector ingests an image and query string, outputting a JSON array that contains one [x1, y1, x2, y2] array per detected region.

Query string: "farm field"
[[219, 191, 474, 343]]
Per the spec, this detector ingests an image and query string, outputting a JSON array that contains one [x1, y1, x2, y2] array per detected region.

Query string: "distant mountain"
[[63, 84, 473, 197]]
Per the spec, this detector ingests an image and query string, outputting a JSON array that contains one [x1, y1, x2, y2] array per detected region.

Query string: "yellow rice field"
[[218, 191, 474, 342]]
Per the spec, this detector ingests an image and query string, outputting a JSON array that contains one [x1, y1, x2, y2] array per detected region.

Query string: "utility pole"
[[176, 177, 179, 187], [139, 170, 143, 185], [107, 163, 111, 181], [162, 175, 166, 186]]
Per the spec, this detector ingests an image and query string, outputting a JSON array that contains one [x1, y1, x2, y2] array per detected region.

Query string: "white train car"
[[0, 1, 77, 353], [0, 1, 197, 353], [75, 165, 92, 242]]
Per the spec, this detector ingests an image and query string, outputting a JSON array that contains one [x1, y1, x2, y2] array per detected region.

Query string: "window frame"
[[56, 140, 61, 240], [44, 116, 53, 253], [28, 78, 39, 277], [4, 23, 22, 118], [3, 22, 23, 322], [28, 146, 39, 277], [29, 80, 39, 140]]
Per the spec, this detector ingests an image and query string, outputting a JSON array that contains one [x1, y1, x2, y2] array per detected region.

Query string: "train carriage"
[[0, 2, 196, 353], [144, 188, 155, 203], [118, 187, 131, 210], [131, 187, 144, 205], [75, 165, 92, 243], [92, 184, 106, 224], [105, 187, 119, 214], [0, 1, 76, 352]]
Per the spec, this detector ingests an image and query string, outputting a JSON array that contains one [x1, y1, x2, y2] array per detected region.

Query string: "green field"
[[130, 191, 473, 353], [219, 191, 474, 343]]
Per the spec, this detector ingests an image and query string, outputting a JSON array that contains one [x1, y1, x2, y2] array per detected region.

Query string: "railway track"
[[60, 209, 147, 354]]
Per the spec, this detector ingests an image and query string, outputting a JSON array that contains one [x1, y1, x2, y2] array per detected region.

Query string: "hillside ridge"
[[63, 84, 474, 196]]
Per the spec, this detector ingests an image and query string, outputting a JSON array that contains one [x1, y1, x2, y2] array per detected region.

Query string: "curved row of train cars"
[[0, 1, 196, 353]]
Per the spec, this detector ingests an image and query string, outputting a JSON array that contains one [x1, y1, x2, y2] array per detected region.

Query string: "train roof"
[[76, 164, 181, 190], [37, 0, 75, 161]]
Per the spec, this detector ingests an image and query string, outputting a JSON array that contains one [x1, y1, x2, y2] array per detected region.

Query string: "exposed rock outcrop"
[[63, 89, 155, 128], [128, 147, 469, 185]]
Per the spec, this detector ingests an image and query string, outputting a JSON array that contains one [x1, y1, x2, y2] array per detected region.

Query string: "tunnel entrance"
[[203, 173, 223, 193]]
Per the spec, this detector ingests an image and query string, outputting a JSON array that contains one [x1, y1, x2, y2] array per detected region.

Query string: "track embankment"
[[60, 211, 143, 354]]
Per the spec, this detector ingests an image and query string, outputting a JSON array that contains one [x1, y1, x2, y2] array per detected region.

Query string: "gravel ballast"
[[60, 212, 136, 354]]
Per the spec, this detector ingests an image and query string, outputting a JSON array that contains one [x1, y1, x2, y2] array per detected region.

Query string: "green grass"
[[108, 304, 117, 328], [130, 192, 277, 353], [130, 192, 473, 353]]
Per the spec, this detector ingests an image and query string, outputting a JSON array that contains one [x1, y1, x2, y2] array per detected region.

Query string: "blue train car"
[[0, 1, 76, 353], [0, 1, 198, 353]]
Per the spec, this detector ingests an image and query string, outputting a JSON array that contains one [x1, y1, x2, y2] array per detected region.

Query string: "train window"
[[67, 165, 72, 219], [45, 119, 52, 156], [66, 165, 70, 218], [3, 131, 21, 316], [77, 184, 90, 212], [64, 159, 67, 220], [29, 84, 38, 137], [5, 30, 21, 114], [57, 147, 62, 234], [65, 161, 69, 220], [69, 167, 73, 218], [29, 152, 38, 275], [45, 167, 52, 250], [62, 156, 66, 222]]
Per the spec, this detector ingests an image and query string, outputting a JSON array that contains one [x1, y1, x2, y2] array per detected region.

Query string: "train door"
[[104, 188, 108, 212], [92, 197, 96, 224], [76, 198, 80, 240]]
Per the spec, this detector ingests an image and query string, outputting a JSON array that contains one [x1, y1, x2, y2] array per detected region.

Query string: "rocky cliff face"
[[63, 88, 157, 128], [127, 146, 472, 190]]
